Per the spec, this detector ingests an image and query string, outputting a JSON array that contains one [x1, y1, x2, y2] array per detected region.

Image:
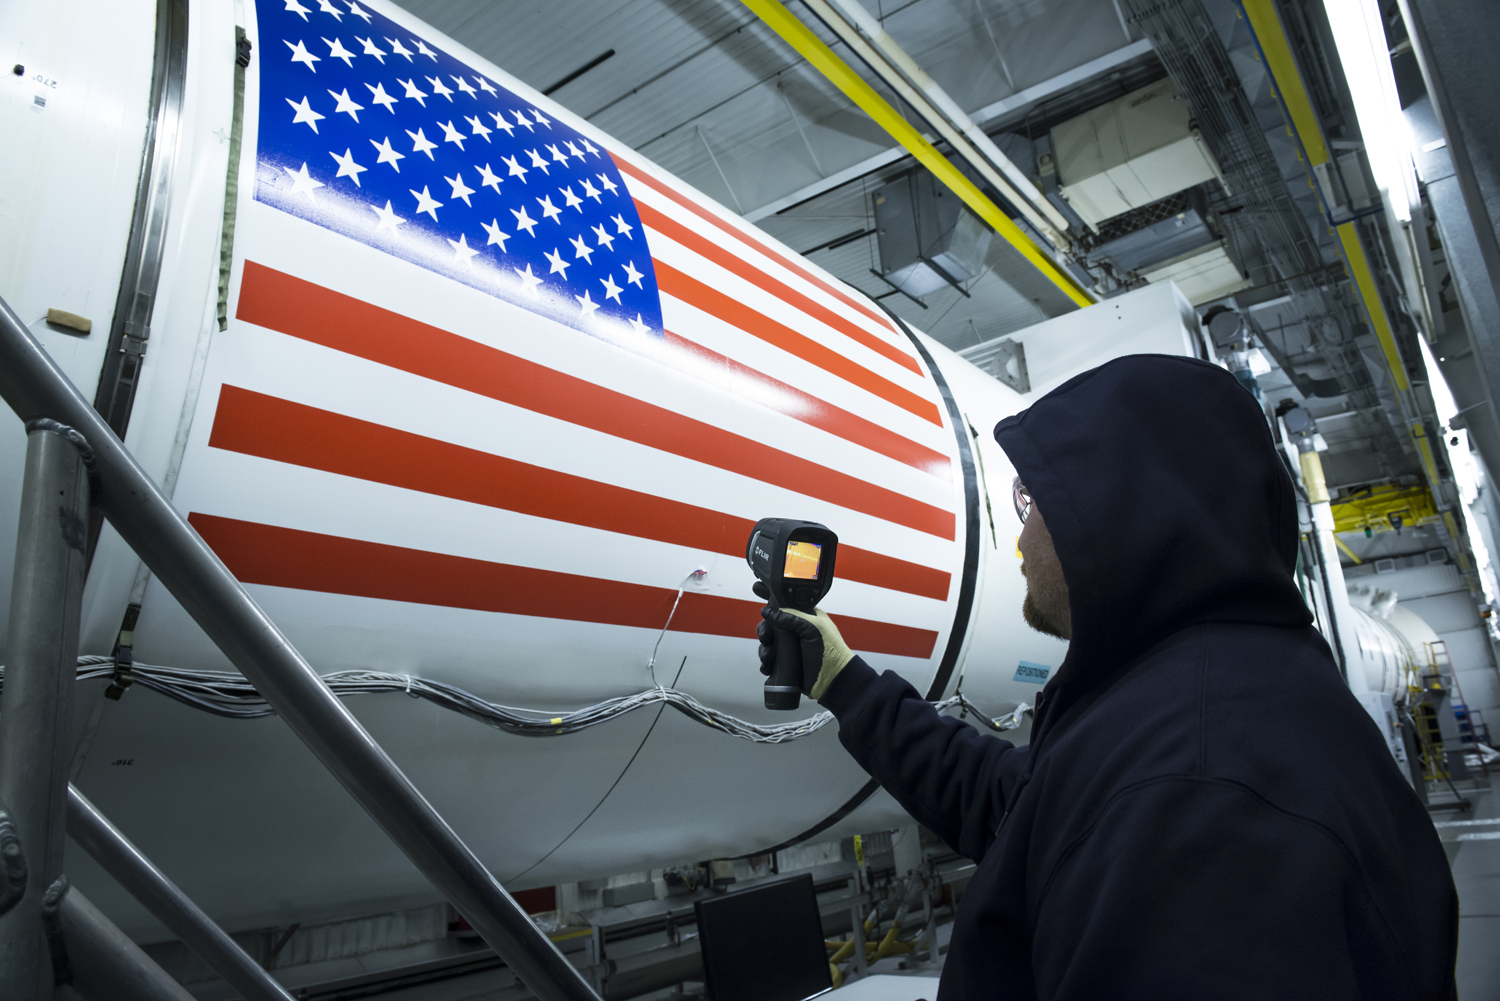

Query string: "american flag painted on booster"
[[254, 0, 664, 344], [212, 0, 956, 662]]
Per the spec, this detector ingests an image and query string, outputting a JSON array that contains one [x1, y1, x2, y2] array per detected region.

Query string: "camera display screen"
[[783, 541, 823, 580]]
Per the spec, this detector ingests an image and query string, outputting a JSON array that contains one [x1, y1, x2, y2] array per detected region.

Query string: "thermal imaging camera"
[[745, 518, 839, 710]]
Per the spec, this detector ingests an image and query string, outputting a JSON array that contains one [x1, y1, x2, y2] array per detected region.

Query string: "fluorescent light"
[[1322, 0, 1419, 222]]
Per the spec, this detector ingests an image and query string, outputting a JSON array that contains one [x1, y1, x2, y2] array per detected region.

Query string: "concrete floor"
[[1443, 784, 1500, 1000]]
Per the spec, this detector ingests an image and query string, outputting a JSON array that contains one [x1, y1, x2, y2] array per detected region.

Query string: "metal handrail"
[[0, 296, 599, 1001], [66, 785, 294, 1001]]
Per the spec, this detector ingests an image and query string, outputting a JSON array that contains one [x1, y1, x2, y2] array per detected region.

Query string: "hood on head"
[[994, 354, 1311, 699]]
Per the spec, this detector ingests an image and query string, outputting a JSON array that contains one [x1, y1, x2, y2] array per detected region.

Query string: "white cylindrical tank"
[[1346, 583, 1442, 698], [0, 0, 1198, 937]]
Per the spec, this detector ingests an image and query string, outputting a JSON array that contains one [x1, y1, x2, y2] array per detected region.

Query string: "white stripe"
[[1457, 831, 1500, 842], [1434, 818, 1500, 828]]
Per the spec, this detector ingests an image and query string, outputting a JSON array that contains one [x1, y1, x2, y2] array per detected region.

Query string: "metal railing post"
[[0, 299, 598, 1001], [59, 884, 197, 1001], [0, 423, 91, 998], [66, 784, 294, 1001]]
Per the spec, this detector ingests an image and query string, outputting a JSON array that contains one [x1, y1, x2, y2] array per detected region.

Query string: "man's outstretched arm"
[[821, 658, 1029, 861]]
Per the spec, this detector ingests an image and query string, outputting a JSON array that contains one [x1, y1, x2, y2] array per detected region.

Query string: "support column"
[[0, 424, 91, 998], [1297, 444, 1368, 693]]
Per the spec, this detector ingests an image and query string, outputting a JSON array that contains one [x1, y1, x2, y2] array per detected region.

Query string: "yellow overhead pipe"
[[1239, 0, 1444, 490], [738, 0, 1096, 309]]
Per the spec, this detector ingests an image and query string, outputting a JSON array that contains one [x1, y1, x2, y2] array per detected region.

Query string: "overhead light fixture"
[[1321, 0, 1419, 222]]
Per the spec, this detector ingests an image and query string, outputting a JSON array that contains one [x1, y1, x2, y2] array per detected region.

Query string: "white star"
[[526, 148, 550, 174], [531, 109, 552, 128], [580, 178, 602, 202], [438, 120, 466, 150], [426, 75, 454, 101], [448, 233, 480, 267], [596, 173, 618, 195], [622, 260, 644, 287], [370, 136, 404, 171], [283, 162, 325, 197], [476, 77, 498, 96], [285, 39, 321, 71], [547, 143, 569, 166], [465, 114, 492, 142], [544, 247, 570, 278], [575, 290, 600, 317], [323, 36, 355, 66], [365, 81, 397, 112], [356, 36, 385, 62], [397, 78, 427, 106], [329, 147, 367, 186], [386, 37, 414, 61], [444, 171, 475, 206], [481, 218, 509, 251], [286, 95, 325, 132], [536, 195, 561, 224], [582, 138, 600, 156], [409, 185, 442, 221], [513, 109, 535, 132], [569, 234, 594, 263], [488, 111, 515, 137], [502, 154, 528, 183], [511, 206, 537, 236], [514, 262, 543, 295], [600, 274, 623, 303], [346, 2, 372, 22], [414, 39, 438, 61], [369, 199, 405, 232], [565, 141, 586, 161], [591, 223, 615, 250], [475, 162, 502, 193], [317, 0, 343, 18], [284, 0, 311, 20], [452, 75, 478, 98], [326, 87, 364, 121], [406, 127, 437, 159], [612, 213, 634, 238], [628, 313, 650, 336], [560, 186, 583, 212]]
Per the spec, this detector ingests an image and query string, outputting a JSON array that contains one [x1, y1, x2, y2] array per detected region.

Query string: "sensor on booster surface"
[[745, 518, 838, 710]]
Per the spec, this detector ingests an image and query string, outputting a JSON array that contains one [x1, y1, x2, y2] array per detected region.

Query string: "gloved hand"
[[756, 604, 855, 701]]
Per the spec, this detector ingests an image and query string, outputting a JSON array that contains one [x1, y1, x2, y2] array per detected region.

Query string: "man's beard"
[[1022, 589, 1069, 640]]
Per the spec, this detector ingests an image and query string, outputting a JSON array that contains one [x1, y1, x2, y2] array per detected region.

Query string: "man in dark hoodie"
[[759, 355, 1457, 999]]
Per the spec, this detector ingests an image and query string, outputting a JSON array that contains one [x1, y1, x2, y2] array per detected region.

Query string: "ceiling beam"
[[743, 38, 1154, 223]]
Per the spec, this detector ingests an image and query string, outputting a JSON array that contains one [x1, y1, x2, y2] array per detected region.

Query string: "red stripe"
[[209, 386, 953, 600], [636, 201, 922, 377], [660, 331, 949, 479], [189, 513, 940, 659], [612, 155, 904, 340], [235, 262, 955, 539], [655, 260, 941, 426]]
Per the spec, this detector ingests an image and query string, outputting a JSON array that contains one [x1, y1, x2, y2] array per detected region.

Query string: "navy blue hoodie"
[[821, 355, 1457, 999]]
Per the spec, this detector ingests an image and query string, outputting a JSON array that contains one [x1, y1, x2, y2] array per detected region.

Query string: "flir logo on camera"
[[1014, 661, 1051, 683]]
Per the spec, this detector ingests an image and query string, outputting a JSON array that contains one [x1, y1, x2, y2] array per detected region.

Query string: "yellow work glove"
[[757, 606, 855, 700]]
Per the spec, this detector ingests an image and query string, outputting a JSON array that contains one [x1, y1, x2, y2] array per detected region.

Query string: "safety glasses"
[[1012, 476, 1032, 525]]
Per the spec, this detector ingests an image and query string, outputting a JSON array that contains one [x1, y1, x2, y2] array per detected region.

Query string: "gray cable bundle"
[[4, 657, 1027, 744]]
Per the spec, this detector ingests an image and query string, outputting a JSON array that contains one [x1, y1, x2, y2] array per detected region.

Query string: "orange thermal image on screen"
[[784, 541, 822, 580]]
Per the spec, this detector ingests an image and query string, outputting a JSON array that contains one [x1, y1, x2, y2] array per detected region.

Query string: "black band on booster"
[[739, 303, 985, 857]]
